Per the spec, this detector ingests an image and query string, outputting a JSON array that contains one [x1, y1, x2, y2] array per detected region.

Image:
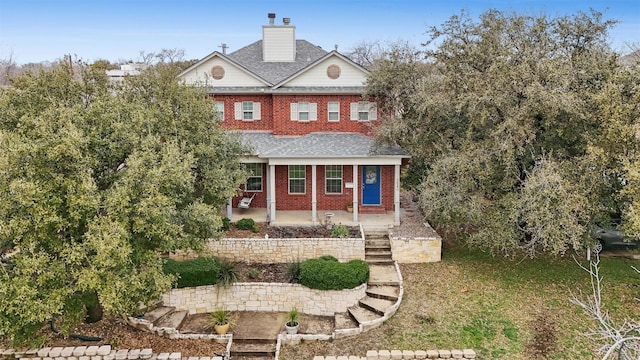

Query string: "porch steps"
[[365, 235, 394, 265], [153, 309, 188, 330], [143, 306, 175, 323], [358, 205, 387, 214], [230, 339, 276, 360], [366, 285, 400, 302], [339, 233, 402, 332]]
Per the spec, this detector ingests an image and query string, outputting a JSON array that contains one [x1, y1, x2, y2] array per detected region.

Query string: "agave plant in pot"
[[285, 307, 300, 334], [208, 309, 232, 335]]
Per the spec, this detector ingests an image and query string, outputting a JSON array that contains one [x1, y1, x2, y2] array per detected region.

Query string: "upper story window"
[[234, 101, 261, 121], [288, 165, 306, 194], [328, 102, 340, 122], [245, 163, 262, 192], [350, 101, 377, 121], [325, 165, 343, 194], [215, 101, 224, 120], [290, 102, 317, 121]]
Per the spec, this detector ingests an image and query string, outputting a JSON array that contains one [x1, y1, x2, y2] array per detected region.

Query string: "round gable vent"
[[211, 65, 225, 80], [327, 64, 341, 79]]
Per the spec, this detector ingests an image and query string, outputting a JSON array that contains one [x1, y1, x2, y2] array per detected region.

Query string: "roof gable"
[[178, 52, 270, 87], [226, 40, 328, 84], [274, 51, 369, 89]]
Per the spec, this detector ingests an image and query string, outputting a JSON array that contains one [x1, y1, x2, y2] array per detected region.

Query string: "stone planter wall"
[[162, 282, 367, 316], [171, 230, 365, 263], [390, 223, 442, 263]]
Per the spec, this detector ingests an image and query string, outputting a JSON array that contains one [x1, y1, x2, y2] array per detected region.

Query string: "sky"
[[0, 0, 638, 64]]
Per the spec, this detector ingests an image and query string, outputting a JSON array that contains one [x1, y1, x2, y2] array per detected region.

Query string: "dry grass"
[[279, 246, 640, 359]]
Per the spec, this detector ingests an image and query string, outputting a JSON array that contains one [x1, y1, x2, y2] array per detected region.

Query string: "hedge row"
[[299, 255, 369, 290], [163, 257, 221, 288]]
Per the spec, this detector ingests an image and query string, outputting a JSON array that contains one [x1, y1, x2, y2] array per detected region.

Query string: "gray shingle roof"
[[239, 132, 407, 159], [227, 40, 328, 85]]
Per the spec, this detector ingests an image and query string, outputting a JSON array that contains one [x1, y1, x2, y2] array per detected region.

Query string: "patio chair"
[[237, 193, 256, 209]]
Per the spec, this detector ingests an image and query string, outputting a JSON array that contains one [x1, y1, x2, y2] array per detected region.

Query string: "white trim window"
[[290, 102, 317, 121], [350, 101, 377, 121], [245, 163, 262, 192], [215, 101, 224, 120], [288, 165, 306, 194], [234, 101, 261, 121], [328, 102, 340, 122], [325, 165, 342, 194]]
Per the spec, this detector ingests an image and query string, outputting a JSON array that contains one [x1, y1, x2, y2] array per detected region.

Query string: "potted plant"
[[346, 202, 354, 213], [285, 307, 300, 334], [208, 309, 232, 335]]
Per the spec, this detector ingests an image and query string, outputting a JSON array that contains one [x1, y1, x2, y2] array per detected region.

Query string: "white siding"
[[263, 26, 296, 62], [179, 57, 266, 87], [283, 56, 368, 87]]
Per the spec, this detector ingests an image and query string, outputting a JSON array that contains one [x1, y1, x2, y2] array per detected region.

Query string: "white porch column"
[[269, 164, 276, 224], [265, 164, 271, 223], [394, 164, 401, 226], [352, 164, 359, 224], [311, 165, 318, 224], [226, 198, 233, 220]]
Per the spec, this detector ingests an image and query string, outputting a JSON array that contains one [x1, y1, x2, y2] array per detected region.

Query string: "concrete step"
[[359, 296, 395, 316], [230, 341, 276, 358], [365, 250, 392, 258], [366, 285, 400, 301], [143, 306, 175, 323], [154, 310, 188, 329], [348, 305, 381, 324], [334, 312, 359, 330], [366, 259, 395, 265], [368, 265, 400, 286]]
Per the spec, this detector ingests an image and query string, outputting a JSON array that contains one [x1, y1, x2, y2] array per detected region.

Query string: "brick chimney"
[[262, 13, 296, 62]]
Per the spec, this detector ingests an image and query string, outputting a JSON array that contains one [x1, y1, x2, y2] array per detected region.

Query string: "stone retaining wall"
[[162, 282, 367, 316], [171, 230, 365, 263], [0, 345, 226, 360], [390, 223, 442, 263]]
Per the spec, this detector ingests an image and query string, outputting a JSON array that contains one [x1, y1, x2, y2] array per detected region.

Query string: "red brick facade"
[[231, 164, 395, 211], [213, 94, 375, 136]]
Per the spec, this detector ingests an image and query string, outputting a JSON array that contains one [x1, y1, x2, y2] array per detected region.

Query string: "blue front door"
[[362, 166, 381, 205]]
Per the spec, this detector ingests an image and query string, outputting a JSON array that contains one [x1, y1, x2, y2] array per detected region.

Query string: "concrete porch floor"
[[231, 208, 395, 228]]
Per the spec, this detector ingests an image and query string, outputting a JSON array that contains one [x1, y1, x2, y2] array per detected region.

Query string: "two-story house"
[[178, 14, 408, 226]]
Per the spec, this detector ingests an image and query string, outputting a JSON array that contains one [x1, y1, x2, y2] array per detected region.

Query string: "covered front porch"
[[230, 208, 395, 229]]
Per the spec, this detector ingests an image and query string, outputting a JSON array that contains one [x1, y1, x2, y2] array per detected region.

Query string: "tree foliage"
[[0, 61, 247, 345], [367, 9, 640, 256]]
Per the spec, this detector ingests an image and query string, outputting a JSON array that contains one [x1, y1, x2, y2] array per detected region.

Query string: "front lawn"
[[279, 246, 640, 359]]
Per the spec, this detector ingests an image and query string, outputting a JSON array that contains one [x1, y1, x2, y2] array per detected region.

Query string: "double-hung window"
[[242, 101, 254, 120], [290, 102, 317, 121], [325, 165, 342, 194], [214, 101, 224, 120], [288, 165, 306, 194], [245, 163, 262, 192], [328, 102, 340, 122], [234, 101, 261, 121], [350, 101, 377, 121]]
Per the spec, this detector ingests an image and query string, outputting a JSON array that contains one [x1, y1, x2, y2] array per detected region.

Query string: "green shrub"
[[247, 268, 260, 279], [217, 258, 239, 287], [163, 257, 220, 288], [331, 224, 349, 238], [236, 218, 255, 230], [287, 262, 301, 283], [319, 255, 338, 262], [221, 217, 231, 231], [299, 257, 369, 290], [251, 224, 260, 233]]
